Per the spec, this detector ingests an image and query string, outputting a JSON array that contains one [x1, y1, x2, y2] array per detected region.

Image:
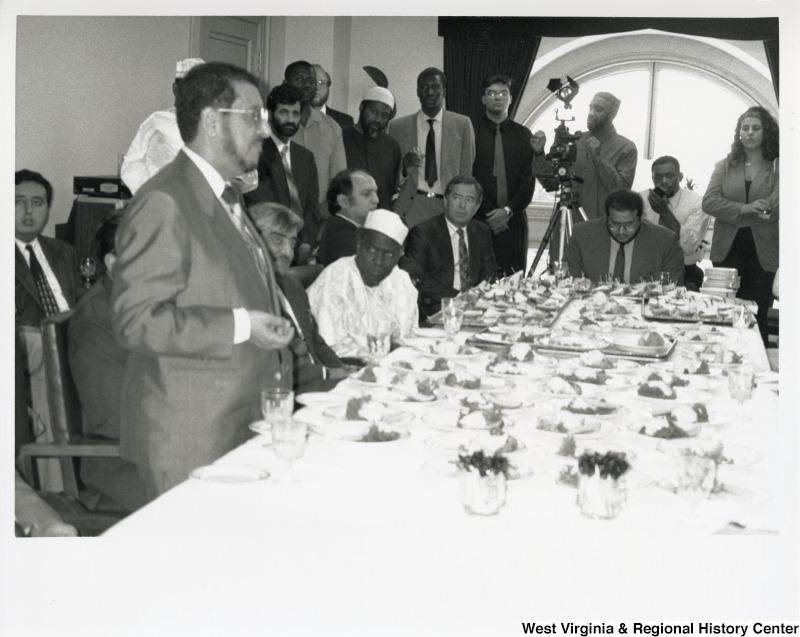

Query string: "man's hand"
[[248, 311, 295, 350], [740, 199, 772, 222], [402, 146, 423, 172], [326, 366, 351, 380], [585, 137, 601, 157], [485, 208, 510, 234], [296, 243, 312, 265], [531, 131, 547, 155], [647, 189, 670, 215]]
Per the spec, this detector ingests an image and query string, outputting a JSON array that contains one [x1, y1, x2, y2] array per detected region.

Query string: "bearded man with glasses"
[[565, 189, 683, 285]]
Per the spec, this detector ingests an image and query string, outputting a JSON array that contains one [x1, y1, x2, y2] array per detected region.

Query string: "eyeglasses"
[[217, 107, 268, 124], [316, 79, 330, 86], [486, 90, 509, 98], [606, 220, 640, 232]]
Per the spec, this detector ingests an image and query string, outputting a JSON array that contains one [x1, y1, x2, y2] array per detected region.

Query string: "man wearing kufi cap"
[[308, 209, 418, 357], [343, 86, 402, 209], [121, 57, 205, 194], [532, 90, 638, 262]]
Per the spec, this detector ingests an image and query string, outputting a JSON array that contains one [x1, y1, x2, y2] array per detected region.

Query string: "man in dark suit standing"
[[472, 75, 535, 275], [112, 62, 295, 500], [565, 189, 684, 285], [401, 175, 500, 320], [245, 84, 319, 263], [312, 63, 355, 129]]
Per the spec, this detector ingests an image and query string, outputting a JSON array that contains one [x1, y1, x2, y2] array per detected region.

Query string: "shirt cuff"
[[233, 308, 251, 344]]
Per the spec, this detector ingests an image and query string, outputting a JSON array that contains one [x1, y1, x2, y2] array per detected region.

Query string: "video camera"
[[537, 76, 583, 192]]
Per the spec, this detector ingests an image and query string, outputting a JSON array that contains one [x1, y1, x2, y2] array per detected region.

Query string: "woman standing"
[[702, 106, 779, 345]]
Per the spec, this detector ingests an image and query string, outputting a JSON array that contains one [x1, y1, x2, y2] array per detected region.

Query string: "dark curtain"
[[441, 25, 540, 121], [440, 17, 779, 114], [764, 39, 779, 102]]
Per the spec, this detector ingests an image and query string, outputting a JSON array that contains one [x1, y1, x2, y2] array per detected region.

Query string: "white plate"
[[534, 415, 603, 436], [559, 398, 624, 418], [626, 417, 702, 439], [602, 334, 676, 357], [190, 464, 270, 483], [657, 439, 761, 468], [295, 391, 350, 407], [310, 420, 410, 442], [248, 420, 273, 437], [318, 403, 415, 427], [413, 327, 450, 339], [424, 431, 526, 455], [629, 387, 713, 405], [656, 479, 771, 506], [536, 334, 607, 352]]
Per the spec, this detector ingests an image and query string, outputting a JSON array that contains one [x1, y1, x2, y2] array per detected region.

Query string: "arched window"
[[517, 31, 776, 206]]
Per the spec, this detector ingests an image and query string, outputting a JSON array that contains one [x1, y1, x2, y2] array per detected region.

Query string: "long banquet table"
[[98, 287, 793, 634]]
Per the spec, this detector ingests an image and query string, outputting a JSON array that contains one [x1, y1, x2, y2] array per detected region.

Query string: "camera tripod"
[[526, 181, 588, 278]]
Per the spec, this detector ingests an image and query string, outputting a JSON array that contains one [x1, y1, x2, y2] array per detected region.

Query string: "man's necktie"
[[457, 228, 470, 291], [26, 245, 59, 316], [424, 118, 438, 188], [612, 243, 626, 283], [280, 145, 303, 218], [221, 186, 269, 282], [492, 124, 508, 207]]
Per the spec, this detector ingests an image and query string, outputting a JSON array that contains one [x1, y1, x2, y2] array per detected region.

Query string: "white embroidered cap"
[[363, 209, 408, 246], [176, 58, 206, 79], [362, 87, 395, 110]]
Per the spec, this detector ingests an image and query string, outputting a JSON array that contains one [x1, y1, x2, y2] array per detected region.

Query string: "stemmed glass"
[[366, 318, 394, 361], [552, 261, 570, 286], [727, 364, 755, 423], [79, 257, 97, 288], [441, 297, 464, 341], [731, 304, 750, 346], [261, 388, 306, 479]]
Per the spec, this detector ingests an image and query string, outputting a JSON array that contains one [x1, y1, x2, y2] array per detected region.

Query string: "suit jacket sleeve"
[[702, 159, 743, 225], [476, 228, 502, 281], [460, 117, 476, 175], [300, 159, 320, 247], [400, 225, 458, 302], [112, 189, 235, 358], [592, 139, 637, 192]]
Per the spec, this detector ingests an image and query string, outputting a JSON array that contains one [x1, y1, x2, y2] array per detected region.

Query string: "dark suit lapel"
[[15, 246, 42, 310], [268, 139, 292, 202], [39, 238, 74, 305], [466, 222, 481, 284], [436, 216, 456, 285]]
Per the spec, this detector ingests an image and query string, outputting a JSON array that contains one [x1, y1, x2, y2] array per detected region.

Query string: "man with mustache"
[[564, 189, 683, 286], [342, 87, 402, 210], [245, 84, 319, 263], [532, 91, 638, 263]]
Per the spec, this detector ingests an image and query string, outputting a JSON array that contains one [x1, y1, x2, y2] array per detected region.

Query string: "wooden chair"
[[18, 312, 121, 505]]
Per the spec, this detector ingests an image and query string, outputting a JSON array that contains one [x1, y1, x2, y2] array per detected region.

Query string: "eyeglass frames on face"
[[606, 220, 640, 232], [485, 90, 509, 98], [217, 107, 268, 124]]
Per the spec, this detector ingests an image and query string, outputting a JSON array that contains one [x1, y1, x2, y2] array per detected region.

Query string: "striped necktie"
[[457, 228, 470, 291], [26, 245, 60, 316], [221, 186, 269, 282], [280, 145, 303, 218]]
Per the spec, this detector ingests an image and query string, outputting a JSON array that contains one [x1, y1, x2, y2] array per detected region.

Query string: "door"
[[198, 16, 266, 77]]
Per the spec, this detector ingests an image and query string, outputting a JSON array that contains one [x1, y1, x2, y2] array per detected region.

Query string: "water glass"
[[659, 271, 674, 294], [261, 388, 294, 424], [441, 297, 464, 338], [271, 418, 308, 461], [79, 257, 97, 288], [553, 261, 570, 284], [727, 364, 755, 420], [459, 468, 506, 515], [366, 321, 393, 358], [673, 451, 717, 509], [577, 473, 627, 520]]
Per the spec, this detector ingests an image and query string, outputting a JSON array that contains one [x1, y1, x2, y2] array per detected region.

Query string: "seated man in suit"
[[308, 209, 419, 357], [389, 67, 475, 228], [565, 189, 684, 285], [67, 213, 148, 512], [402, 175, 500, 320], [250, 202, 350, 393], [316, 169, 379, 266], [245, 83, 319, 264], [15, 169, 82, 492]]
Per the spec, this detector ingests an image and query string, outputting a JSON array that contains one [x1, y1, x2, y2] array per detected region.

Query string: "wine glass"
[[727, 364, 755, 423], [552, 261, 570, 285], [262, 388, 306, 479], [79, 257, 97, 288], [731, 304, 750, 346], [441, 297, 463, 340], [366, 319, 394, 360]]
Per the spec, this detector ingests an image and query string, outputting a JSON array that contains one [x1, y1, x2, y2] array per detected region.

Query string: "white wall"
[[16, 16, 194, 235]]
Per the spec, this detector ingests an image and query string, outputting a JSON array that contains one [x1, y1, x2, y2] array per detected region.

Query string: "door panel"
[[199, 17, 265, 76]]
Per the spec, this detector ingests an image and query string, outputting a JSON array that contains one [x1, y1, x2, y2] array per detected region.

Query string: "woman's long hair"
[[727, 105, 779, 164]]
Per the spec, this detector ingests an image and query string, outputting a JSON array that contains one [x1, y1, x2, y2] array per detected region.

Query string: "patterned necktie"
[[612, 243, 626, 283], [424, 118, 438, 188], [492, 124, 508, 207], [457, 228, 470, 291], [221, 186, 269, 282], [280, 145, 303, 218], [26, 245, 59, 316]]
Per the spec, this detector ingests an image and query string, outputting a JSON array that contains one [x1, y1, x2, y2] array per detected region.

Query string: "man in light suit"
[[401, 175, 500, 320], [112, 62, 295, 501], [389, 67, 475, 228], [565, 189, 684, 285], [245, 84, 319, 261]]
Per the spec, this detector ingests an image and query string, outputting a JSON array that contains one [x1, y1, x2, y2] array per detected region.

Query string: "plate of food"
[[386, 356, 456, 377], [299, 396, 414, 429], [310, 420, 411, 443], [455, 388, 534, 410], [657, 438, 761, 468], [423, 404, 513, 432], [630, 380, 713, 405], [555, 365, 629, 389], [560, 396, 623, 418], [534, 412, 603, 436], [424, 429, 525, 456], [576, 349, 642, 372], [439, 370, 510, 392], [412, 339, 486, 360], [484, 358, 548, 379], [627, 413, 702, 439], [350, 364, 405, 387], [535, 333, 608, 353], [602, 331, 676, 357]]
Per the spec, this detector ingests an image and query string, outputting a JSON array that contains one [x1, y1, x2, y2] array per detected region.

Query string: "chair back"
[[41, 311, 83, 442]]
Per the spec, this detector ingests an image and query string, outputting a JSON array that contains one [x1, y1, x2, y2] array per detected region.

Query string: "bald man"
[[532, 91, 638, 262]]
